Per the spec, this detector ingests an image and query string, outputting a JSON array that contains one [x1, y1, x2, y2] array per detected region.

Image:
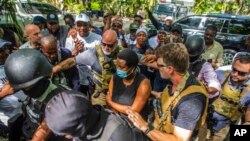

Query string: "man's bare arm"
[[53, 57, 76, 74]]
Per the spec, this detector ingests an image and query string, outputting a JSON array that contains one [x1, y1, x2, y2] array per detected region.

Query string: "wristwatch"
[[144, 123, 154, 135]]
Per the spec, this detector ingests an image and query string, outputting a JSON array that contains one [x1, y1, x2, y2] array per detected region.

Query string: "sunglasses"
[[112, 24, 121, 28], [101, 42, 115, 48], [48, 22, 58, 25], [134, 19, 142, 23], [232, 67, 249, 76], [157, 63, 167, 68]]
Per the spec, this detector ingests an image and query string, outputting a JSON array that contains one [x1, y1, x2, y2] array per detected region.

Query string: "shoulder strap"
[[222, 71, 231, 86]]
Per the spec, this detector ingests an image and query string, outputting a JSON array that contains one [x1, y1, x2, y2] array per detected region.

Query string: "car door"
[[174, 15, 204, 40]]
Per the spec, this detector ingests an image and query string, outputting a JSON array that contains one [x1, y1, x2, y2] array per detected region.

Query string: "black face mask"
[[23, 78, 50, 98]]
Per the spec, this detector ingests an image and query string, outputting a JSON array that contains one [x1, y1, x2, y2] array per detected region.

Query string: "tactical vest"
[[22, 83, 68, 139], [212, 71, 250, 121], [93, 45, 121, 92], [153, 77, 208, 134]]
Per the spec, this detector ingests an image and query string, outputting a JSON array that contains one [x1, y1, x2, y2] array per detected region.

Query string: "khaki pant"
[[209, 125, 229, 141], [91, 90, 107, 106], [197, 124, 229, 141]]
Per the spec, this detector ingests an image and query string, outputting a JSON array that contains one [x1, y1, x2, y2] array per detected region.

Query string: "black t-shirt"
[[112, 73, 146, 106]]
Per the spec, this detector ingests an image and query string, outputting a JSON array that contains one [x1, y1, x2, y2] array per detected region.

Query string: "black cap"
[[46, 13, 59, 23], [33, 16, 46, 24], [45, 92, 99, 137]]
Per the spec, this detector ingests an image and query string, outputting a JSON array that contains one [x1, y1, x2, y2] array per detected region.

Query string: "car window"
[[203, 18, 225, 31], [177, 16, 202, 29], [228, 19, 250, 35], [20, 3, 61, 14]]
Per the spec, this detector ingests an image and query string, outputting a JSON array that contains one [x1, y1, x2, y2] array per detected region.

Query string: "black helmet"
[[4, 49, 52, 90], [185, 35, 205, 62]]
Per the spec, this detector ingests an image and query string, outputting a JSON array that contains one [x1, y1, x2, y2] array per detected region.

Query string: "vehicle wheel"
[[223, 49, 237, 66]]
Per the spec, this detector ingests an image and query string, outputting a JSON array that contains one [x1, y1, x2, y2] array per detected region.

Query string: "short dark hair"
[[117, 49, 139, 68], [206, 25, 218, 33], [64, 14, 74, 21], [233, 52, 250, 64], [156, 43, 189, 74]]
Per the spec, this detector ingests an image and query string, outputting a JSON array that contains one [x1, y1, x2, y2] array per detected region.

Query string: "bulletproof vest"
[[212, 71, 250, 121], [92, 45, 121, 92], [22, 83, 68, 139], [153, 73, 208, 134], [188, 59, 206, 77]]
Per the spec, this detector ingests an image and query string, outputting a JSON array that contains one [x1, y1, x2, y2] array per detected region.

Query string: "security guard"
[[127, 43, 208, 141], [5, 49, 67, 140], [53, 30, 122, 106], [185, 35, 220, 96], [207, 52, 250, 141], [45, 92, 150, 141]]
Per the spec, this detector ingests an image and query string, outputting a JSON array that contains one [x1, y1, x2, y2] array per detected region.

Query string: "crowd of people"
[[0, 8, 249, 141]]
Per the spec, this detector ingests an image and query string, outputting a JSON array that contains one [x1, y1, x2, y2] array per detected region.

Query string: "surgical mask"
[[116, 69, 134, 78], [116, 69, 128, 78]]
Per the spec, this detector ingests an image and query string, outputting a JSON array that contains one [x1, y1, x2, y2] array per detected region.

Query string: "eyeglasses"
[[157, 63, 167, 68], [101, 42, 115, 48], [232, 67, 249, 76], [134, 19, 142, 23]]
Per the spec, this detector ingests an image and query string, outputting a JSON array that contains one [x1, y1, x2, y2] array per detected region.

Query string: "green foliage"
[[194, 0, 250, 15], [0, 0, 24, 39]]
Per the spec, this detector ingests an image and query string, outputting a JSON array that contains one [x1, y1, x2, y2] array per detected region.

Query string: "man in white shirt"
[[65, 13, 102, 94]]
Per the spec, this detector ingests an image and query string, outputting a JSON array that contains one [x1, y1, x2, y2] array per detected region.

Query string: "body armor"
[[212, 71, 250, 121], [92, 45, 121, 92], [153, 74, 208, 134]]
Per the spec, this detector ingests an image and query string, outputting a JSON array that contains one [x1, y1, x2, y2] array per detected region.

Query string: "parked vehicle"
[[153, 3, 189, 22], [0, 0, 64, 38], [173, 13, 250, 65]]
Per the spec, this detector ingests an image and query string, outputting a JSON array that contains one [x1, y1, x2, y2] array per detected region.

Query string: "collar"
[[169, 72, 190, 96], [37, 80, 58, 102], [205, 41, 215, 50]]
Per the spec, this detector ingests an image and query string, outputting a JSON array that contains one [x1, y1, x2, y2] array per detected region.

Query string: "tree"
[[194, 0, 250, 15]]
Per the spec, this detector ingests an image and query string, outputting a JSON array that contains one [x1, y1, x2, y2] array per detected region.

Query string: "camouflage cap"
[[129, 23, 139, 30]]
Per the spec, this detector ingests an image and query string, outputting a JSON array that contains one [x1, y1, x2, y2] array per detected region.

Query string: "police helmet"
[[185, 35, 205, 63], [4, 49, 52, 90]]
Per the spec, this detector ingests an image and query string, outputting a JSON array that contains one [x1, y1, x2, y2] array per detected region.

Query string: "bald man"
[[19, 24, 41, 49], [53, 30, 122, 105], [40, 34, 80, 90]]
